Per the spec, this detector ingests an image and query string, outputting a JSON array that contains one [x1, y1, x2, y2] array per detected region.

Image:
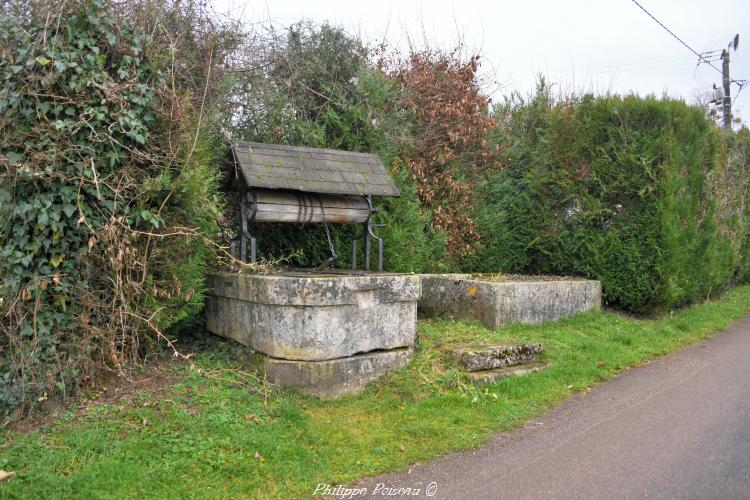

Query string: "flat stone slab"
[[253, 348, 413, 398], [206, 272, 420, 361], [468, 362, 549, 385], [419, 274, 601, 329], [449, 343, 543, 372]]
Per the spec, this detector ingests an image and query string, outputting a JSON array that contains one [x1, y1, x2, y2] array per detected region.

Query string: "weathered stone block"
[[205, 272, 421, 361], [419, 274, 601, 329], [253, 348, 413, 398], [449, 343, 544, 372], [468, 362, 549, 385]]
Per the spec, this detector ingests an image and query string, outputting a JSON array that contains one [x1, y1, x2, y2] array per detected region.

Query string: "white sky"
[[212, 0, 750, 121]]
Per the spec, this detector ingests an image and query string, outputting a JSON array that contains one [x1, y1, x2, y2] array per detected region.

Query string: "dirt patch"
[[90, 363, 182, 406], [3, 358, 184, 435]]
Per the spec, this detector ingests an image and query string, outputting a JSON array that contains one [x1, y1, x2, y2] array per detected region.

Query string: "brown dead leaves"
[[391, 50, 505, 257]]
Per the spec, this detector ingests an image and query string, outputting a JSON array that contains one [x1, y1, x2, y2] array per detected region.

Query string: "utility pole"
[[699, 34, 743, 130], [722, 48, 732, 129]]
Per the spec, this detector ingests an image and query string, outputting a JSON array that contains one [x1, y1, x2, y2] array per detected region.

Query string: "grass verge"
[[3, 285, 750, 498]]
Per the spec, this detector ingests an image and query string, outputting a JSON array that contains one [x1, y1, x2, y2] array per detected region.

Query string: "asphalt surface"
[[359, 315, 750, 500]]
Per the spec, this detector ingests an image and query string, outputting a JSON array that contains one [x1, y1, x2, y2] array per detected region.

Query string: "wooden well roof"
[[228, 141, 400, 197]]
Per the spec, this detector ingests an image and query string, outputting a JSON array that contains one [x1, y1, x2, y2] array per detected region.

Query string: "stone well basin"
[[418, 273, 601, 329], [205, 271, 421, 361]]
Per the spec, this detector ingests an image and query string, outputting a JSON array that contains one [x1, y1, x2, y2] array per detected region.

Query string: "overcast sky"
[[212, 0, 750, 121]]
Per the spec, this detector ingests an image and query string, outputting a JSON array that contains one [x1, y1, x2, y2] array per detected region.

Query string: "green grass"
[[3, 285, 750, 499]]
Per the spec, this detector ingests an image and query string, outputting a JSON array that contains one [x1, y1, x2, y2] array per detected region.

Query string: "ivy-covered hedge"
[[466, 86, 750, 313], [0, 0, 229, 415]]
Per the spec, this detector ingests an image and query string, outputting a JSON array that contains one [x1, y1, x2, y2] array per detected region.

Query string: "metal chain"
[[319, 199, 336, 259]]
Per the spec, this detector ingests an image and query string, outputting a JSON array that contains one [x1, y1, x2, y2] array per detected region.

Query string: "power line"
[[508, 61, 701, 85], [507, 56, 702, 83], [630, 0, 746, 89], [534, 54, 695, 74], [629, 0, 725, 75], [736, 84, 745, 102]]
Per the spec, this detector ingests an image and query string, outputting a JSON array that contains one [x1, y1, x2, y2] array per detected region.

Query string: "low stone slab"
[[419, 274, 601, 329], [253, 348, 413, 398], [468, 362, 549, 385], [449, 343, 543, 372], [205, 272, 420, 361]]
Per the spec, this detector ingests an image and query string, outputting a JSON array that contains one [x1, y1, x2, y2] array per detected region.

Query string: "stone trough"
[[419, 274, 601, 329], [205, 271, 420, 397]]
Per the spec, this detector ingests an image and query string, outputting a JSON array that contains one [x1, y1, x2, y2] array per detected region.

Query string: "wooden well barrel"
[[224, 141, 400, 269], [246, 189, 371, 224]]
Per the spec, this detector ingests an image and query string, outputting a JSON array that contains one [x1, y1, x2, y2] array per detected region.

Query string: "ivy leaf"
[[106, 151, 120, 168], [50, 254, 64, 268], [14, 202, 32, 215], [56, 294, 67, 312], [5, 151, 22, 165], [62, 204, 76, 217], [131, 132, 145, 144], [100, 199, 114, 212]]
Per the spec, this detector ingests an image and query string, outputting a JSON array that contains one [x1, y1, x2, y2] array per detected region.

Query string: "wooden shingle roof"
[[228, 141, 400, 197]]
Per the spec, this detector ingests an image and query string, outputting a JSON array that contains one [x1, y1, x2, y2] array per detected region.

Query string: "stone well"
[[419, 274, 601, 329], [205, 272, 421, 397]]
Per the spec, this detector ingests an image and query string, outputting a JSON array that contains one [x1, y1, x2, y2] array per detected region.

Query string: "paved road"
[[360, 315, 750, 499]]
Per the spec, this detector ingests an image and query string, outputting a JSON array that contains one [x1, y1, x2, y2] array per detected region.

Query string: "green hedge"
[[466, 88, 750, 313]]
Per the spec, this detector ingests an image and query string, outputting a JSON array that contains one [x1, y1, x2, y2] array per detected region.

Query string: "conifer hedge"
[[467, 86, 750, 313]]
